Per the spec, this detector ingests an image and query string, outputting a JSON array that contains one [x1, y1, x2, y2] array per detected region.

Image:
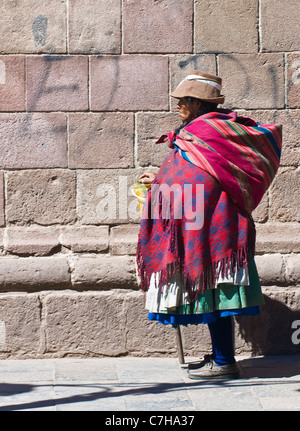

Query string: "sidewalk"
[[0, 354, 299, 411]]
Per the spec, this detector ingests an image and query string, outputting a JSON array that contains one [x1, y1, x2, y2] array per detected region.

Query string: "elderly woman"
[[137, 70, 282, 379]]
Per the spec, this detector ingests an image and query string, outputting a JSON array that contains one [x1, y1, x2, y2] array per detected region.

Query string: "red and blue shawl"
[[136, 111, 282, 300]]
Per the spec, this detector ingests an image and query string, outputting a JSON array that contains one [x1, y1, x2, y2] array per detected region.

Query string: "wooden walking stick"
[[175, 325, 185, 364]]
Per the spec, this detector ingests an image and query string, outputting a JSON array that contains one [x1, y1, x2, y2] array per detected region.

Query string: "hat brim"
[[171, 80, 225, 104], [171, 89, 225, 104]]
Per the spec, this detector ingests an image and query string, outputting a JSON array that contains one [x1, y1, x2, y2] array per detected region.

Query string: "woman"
[[137, 70, 282, 379]]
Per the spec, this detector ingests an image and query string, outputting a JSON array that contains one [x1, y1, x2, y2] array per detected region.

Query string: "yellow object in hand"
[[131, 181, 151, 214]]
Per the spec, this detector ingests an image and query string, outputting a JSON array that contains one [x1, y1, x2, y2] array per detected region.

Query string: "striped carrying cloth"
[[160, 111, 282, 214]]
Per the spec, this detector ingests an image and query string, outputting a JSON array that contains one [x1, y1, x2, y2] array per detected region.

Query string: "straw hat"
[[171, 70, 225, 104]]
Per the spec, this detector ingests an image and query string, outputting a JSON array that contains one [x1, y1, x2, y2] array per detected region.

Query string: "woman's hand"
[[138, 172, 157, 184]]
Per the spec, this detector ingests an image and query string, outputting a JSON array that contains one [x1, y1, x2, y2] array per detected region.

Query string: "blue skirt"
[[148, 305, 260, 326]]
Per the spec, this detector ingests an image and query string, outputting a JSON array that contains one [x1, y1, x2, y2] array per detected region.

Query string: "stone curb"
[[0, 253, 298, 291]]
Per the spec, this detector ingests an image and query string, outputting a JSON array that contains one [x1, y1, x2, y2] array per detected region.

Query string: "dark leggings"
[[207, 316, 236, 365]]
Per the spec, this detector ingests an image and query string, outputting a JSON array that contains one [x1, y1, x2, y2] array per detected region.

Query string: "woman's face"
[[177, 97, 202, 124]]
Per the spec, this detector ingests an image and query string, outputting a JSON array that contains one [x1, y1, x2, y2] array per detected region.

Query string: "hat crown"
[[188, 70, 222, 85]]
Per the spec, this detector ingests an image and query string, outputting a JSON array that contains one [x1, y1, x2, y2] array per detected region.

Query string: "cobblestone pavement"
[[0, 355, 299, 411]]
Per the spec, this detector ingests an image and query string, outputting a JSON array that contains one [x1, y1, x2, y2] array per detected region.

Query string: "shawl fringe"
[[136, 218, 255, 302]]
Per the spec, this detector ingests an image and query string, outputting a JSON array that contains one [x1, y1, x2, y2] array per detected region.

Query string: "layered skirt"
[[145, 256, 264, 327]]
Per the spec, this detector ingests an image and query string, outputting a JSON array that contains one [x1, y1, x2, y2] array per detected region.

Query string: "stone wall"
[[0, 0, 299, 359]]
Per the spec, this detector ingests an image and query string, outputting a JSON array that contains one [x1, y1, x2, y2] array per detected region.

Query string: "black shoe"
[[187, 354, 213, 370], [188, 357, 239, 380]]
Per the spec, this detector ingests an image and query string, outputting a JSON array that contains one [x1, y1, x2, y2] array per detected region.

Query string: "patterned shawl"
[[136, 111, 282, 299]]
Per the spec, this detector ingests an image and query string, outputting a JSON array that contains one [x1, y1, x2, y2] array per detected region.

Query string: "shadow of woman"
[[237, 354, 300, 379], [234, 293, 300, 377]]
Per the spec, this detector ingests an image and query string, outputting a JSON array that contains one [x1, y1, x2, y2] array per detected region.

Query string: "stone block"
[[0, 172, 4, 227], [27, 56, 88, 111], [43, 291, 127, 356], [5, 226, 60, 256], [69, 113, 134, 169], [255, 223, 300, 254], [269, 167, 300, 222], [124, 290, 179, 355], [218, 54, 284, 109], [6, 169, 76, 225], [123, 0, 193, 53], [69, 0, 121, 54], [90, 55, 169, 111], [0, 257, 70, 291], [286, 53, 300, 108], [71, 255, 138, 289], [254, 254, 285, 286], [110, 224, 139, 255], [0, 293, 41, 358], [284, 255, 300, 286], [0, 0, 67, 54], [0, 56, 25, 111], [260, 0, 300, 52], [137, 112, 177, 167], [170, 55, 216, 82], [77, 169, 142, 225], [194, 0, 258, 53], [0, 113, 67, 169], [60, 226, 109, 253]]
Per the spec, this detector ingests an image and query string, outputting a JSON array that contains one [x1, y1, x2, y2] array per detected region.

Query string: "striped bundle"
[[166, 111, 282, 214]]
